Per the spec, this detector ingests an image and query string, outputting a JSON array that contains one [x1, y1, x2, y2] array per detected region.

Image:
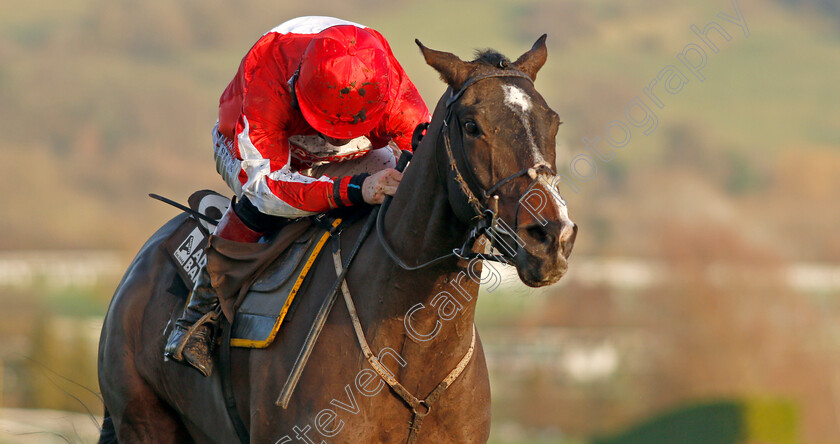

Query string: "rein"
[[332, 240, 476, 444], [272, 70, 558, 443], [377, 70, 555, 270]]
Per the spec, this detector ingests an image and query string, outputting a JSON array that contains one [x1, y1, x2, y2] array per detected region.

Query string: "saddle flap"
[[249, 227, 320, 293], [230, 218, 340, 348]]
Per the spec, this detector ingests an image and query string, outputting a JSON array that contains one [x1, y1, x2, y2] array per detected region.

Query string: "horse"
[[98, 36, 577, 443]]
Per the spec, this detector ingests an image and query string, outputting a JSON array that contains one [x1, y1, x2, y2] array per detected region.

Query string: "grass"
[[42, 286, 112, 318]]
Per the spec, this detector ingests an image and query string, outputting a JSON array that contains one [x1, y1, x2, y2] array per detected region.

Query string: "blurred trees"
[[0, 0, 838, 442], [777, 0, 840, 26], [488, 219, 840, 441], [20, 313, 100, 414]]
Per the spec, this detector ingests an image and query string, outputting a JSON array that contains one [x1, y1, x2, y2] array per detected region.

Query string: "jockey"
[[164, 16, 430, 376]]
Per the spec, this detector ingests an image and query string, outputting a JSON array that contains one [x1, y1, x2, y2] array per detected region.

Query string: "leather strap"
[[220, 319, 250, 444], [445, 70, 533, 108], [332, 240, 476, 444], [376, 71, 556, 271]]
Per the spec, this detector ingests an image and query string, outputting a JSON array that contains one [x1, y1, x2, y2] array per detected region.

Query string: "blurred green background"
[[0, 0, 838, 442]]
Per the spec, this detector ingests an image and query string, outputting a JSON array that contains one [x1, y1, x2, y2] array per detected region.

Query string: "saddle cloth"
[[228, 222, 334, 348], [162, 190, 338, 349]]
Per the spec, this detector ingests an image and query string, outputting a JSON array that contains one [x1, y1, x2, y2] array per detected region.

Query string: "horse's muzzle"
[[515, 219, 577, 287]]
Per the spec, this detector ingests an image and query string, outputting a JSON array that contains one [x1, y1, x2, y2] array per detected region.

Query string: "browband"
[[445, 70, 534, 108]]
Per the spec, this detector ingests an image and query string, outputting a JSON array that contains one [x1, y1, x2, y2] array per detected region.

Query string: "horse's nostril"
[[560, 223, 577, 244], [560, 223, 577, 259], [526, 225, 551, 244]]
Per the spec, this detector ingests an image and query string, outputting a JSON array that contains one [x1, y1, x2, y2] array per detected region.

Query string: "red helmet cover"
[[296, 25, 391, 139]]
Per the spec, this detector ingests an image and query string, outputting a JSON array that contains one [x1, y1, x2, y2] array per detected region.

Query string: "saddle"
[[228, 221, 335, 348], [162, 190, 339, 349]]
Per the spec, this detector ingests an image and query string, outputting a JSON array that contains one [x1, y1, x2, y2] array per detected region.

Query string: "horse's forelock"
[[472, 49, 512, 69]]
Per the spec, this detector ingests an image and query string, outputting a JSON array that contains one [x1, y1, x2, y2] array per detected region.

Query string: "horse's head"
[[417, 36, 577, 287]]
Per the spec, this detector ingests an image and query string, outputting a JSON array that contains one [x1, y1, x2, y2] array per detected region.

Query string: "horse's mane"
[[472, 49, 512, 69]]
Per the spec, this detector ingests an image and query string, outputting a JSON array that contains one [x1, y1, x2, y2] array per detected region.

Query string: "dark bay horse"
[[98, 36, 576, 443]]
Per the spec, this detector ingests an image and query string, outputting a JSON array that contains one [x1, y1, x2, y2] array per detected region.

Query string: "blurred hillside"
[[0, 0, 837, 259], [1, 0, 839, 443]]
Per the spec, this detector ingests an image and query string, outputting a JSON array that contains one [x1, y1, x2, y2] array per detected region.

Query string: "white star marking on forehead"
[[502, 84, 532, 112], [501, 84, 548, 165]]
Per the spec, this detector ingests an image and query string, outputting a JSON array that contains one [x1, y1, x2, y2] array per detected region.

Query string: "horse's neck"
[[360, 132, 481, 378]]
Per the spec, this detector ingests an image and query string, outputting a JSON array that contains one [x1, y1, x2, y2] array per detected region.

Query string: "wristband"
[[348, 173, 369, 206]]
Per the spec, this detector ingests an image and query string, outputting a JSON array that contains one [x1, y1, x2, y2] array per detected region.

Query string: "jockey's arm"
[[359, 63, 430, 204], [234, 90, 368, 218], [377, 46, 432, 153]]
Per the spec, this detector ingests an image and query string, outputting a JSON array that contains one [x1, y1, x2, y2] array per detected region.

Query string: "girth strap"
[[219, 319, 250, 444], [331, 239, 476, 444]]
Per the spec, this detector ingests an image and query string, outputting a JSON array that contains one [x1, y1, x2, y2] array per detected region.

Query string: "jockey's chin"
[[321, 134, 355, 146]]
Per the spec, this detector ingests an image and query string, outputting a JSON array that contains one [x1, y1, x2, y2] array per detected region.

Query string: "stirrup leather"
[[170, 309, 219, 359]]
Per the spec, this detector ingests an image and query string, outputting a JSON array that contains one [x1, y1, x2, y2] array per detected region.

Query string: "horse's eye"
[[464, 120, 479, 135]]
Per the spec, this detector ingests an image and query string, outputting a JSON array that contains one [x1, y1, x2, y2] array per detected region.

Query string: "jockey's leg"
[[165, 134, 394, 375], [164, 200, 265, 376]]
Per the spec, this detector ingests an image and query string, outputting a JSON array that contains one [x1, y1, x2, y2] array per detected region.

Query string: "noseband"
[[378, 70, 555, 270]]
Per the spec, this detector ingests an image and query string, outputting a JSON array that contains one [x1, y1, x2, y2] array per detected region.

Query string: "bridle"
[[292, 69, 560, 444], [377, 69, 557, 270]]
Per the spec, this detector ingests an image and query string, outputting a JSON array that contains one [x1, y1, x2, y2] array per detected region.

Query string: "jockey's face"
[[321, 134, 354, 146]]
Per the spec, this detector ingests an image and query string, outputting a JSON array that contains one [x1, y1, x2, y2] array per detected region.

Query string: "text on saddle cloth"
[[162, 190, 230, 288], [161, 190, 340, 348]]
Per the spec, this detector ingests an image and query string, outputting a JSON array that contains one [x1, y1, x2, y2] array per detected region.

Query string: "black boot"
[[164, 265, 220, 377]]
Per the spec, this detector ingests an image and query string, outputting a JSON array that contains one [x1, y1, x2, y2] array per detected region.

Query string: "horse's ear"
[[513, 34, 548, 81], [416, 39, 470, 89]]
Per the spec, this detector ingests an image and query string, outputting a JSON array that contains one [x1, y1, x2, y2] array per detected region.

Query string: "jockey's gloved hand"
[[363, 168, 403, 205]]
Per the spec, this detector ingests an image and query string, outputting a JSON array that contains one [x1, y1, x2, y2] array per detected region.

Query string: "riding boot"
[[164, 202, 264, 376]]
